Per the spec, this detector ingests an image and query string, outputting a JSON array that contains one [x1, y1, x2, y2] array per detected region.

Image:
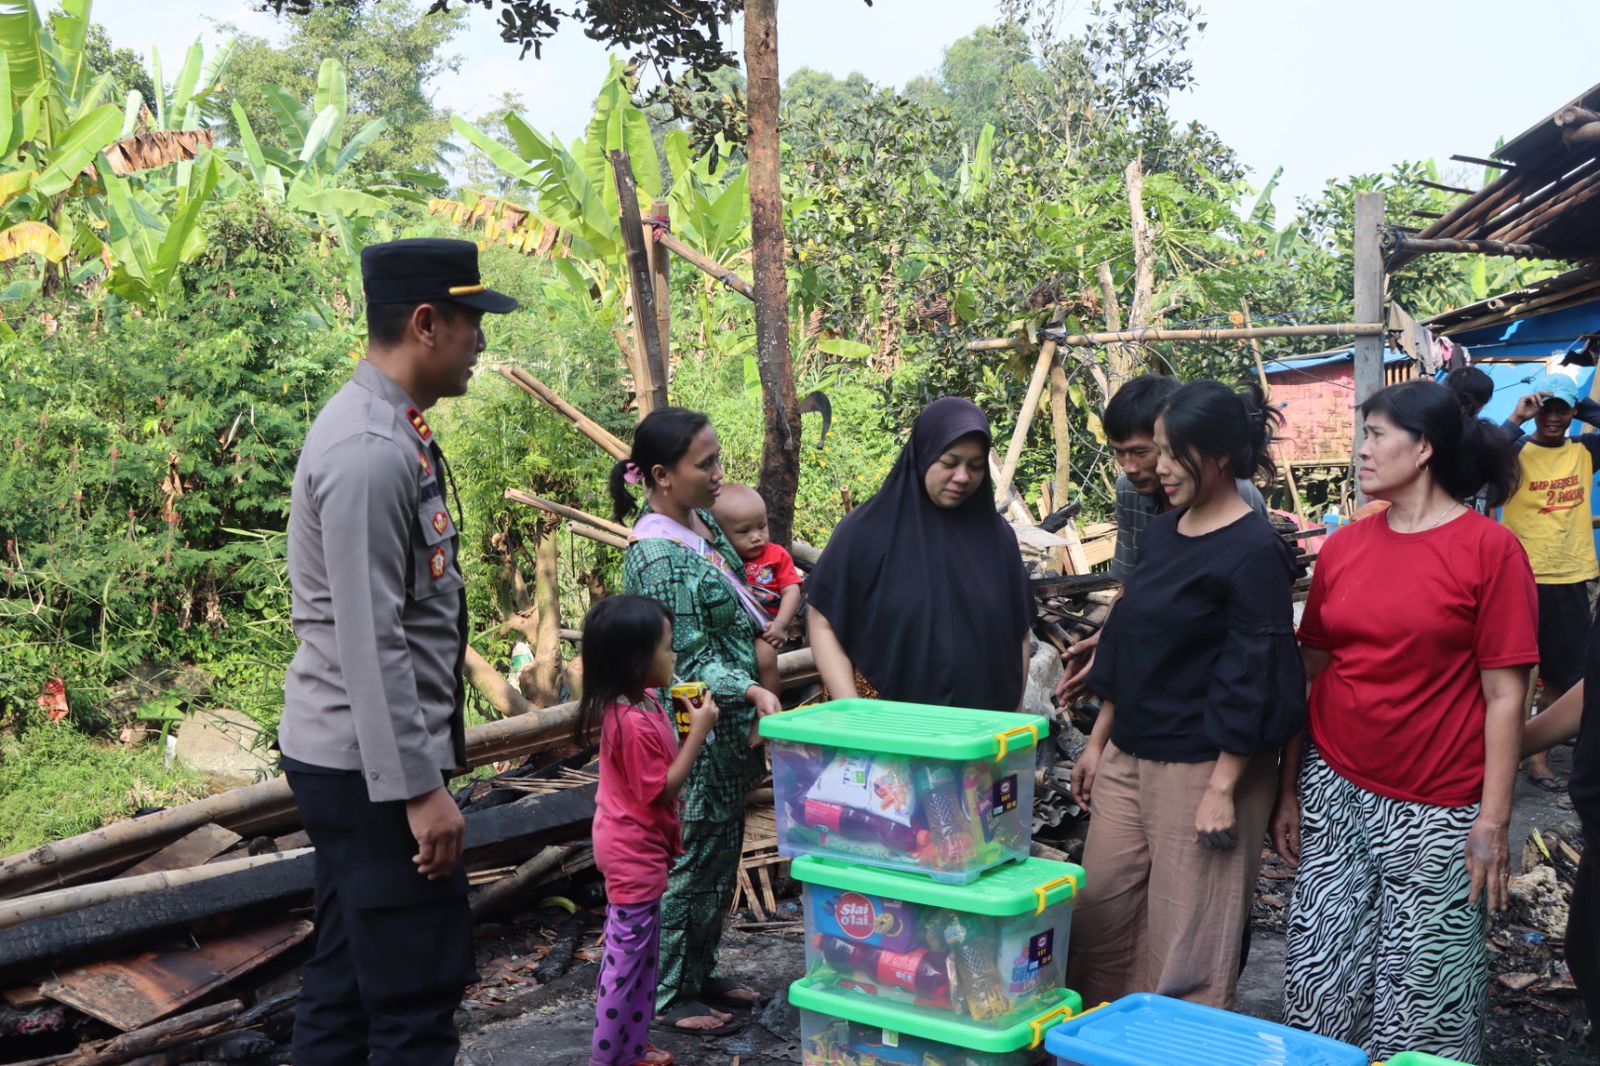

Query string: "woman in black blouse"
[[1066, 380, 1305, 1009]]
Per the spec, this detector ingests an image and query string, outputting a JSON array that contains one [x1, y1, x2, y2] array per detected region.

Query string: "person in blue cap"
[[1502, 371, 1600, 792], [278, 238, 517, 1065]]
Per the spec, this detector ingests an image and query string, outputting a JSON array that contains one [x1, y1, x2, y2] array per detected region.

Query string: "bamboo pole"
[[497, 366, 629, 460], [469, 844, 579, 918], [1242, 301, 1308, 530], [995, 337, 1060, 503], [567, 523, 629, 551], [649, 227, 755, 300], [967, 336, 1024, 352], [0, 849, 311, 930], [610, 150, 666, 416], [1049, 322, 1385, 347], [1351, 192, 1386, 487], [987, 449, 1036, 525], [1049, 363, 1072, 505], [648, 199, 672, 396], [503, 489, 631, 538]]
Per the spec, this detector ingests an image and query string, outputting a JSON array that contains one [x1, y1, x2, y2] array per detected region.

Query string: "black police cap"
[[360, 238, 519, 314]]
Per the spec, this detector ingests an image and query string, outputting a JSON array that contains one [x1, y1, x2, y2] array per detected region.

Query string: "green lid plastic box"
[[761, 700, 1048, 883], [794, 854, 1083, 1030], [793, 977, 1083, 1066], [1377, 1055, 1472, 1066], [1043, 994, 1369, 1066]]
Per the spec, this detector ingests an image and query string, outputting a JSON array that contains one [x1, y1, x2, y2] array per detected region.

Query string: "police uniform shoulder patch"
[[417, 448, 433, 477], [432, 509, 449, 535], [406, 406, 432, 442], [429, 545, 447, 579]]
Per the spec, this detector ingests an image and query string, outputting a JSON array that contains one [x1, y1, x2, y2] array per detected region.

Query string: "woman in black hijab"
[[807, 396, 1033, 711]]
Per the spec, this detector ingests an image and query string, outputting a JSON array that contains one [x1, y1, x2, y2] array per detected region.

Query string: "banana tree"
[[100, 150, 220, 305], [0, 0, 123, 279], [225, 58, 427, 301], [452, 57, 751, 305], [103, 36, 235, 178]]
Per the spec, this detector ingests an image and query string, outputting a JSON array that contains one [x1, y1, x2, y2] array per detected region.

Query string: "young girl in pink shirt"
[[576, 595, 718, 1066]]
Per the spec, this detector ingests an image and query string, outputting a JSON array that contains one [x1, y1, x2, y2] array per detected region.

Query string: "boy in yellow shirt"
[[1503, 372, 1600, 789]]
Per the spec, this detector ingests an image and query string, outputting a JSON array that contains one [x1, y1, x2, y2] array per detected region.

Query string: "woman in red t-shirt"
[[575, 595, 719, 1066], [1277, 380, 1537, 1062]]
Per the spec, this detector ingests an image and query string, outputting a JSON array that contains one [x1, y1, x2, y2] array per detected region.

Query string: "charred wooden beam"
[[1450, 154, 1514, 170], [0, 787, 597, 983], [1385, 235, 1554, 262]]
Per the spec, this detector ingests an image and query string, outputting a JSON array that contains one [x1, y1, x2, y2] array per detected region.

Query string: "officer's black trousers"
[[286, 770, 476, 1066]]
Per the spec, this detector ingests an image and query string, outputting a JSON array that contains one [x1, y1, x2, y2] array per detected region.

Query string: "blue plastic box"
[[1044, 994, 1368, 1066]]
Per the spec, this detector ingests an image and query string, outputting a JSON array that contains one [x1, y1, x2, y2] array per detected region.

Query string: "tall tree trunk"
[[745, 0, 802, 546], [1124, 159, 1156, 377], [1097, 259, 1137, 384], [531, 519, 561, 706]]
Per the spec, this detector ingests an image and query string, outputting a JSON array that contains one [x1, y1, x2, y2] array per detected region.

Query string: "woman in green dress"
[[611, 406, 784, 1035]]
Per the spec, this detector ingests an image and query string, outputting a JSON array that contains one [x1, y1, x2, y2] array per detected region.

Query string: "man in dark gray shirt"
[[280, 239, 516, 1065]]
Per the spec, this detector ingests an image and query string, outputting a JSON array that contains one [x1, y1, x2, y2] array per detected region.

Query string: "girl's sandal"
[[631, 1046, 674, 1066]]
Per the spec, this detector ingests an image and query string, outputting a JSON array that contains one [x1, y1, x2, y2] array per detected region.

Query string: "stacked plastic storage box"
[[761, 700, 1086, 1065]]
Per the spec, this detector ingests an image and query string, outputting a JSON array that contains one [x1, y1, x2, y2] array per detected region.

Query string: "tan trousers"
[[1066, 742, 1276, 1010]]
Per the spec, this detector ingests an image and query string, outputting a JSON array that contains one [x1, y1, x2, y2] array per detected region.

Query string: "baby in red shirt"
[[711, 484, 803, 704]]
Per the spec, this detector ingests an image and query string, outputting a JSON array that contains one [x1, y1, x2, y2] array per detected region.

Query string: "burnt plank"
[[116, 826, 241, 880], [40, 918, 310, 1031]]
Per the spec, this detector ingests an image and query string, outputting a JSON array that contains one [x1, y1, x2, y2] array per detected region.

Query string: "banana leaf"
[[31, 101, 118, 197], [168, 41, 203, 128], [0, 0, 49, 107], [333, 116, 387, 174], [0, 219, 64, 261]]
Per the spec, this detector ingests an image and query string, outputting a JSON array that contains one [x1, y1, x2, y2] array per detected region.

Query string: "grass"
[[0, 718, 205, 855]]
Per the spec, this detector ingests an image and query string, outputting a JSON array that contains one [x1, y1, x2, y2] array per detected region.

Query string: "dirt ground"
[[455, 745, 1595, 1066]]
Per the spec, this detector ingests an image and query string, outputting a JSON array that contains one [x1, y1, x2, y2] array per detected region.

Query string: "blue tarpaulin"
[[1450, 297, 1600, 362]]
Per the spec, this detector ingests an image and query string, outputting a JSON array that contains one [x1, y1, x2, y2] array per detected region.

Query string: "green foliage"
[[670, 353, 901, 548], [0, 713, 203, 853], [222, 0, 466, 178], [904, 23, 1049, 146], [0, 196, 350, 719], [0, 0, 124, 275], [430, 244, 632, 659]]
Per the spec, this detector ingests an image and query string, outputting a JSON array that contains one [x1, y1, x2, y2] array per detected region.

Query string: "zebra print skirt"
[[1282, 745, 1487, 1062]]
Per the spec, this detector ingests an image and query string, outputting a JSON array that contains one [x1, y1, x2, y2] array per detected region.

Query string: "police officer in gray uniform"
[[279, 238, 517, 1065]]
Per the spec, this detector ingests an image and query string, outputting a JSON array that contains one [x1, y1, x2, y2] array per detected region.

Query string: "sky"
[[95, 0, 1600, 218]]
